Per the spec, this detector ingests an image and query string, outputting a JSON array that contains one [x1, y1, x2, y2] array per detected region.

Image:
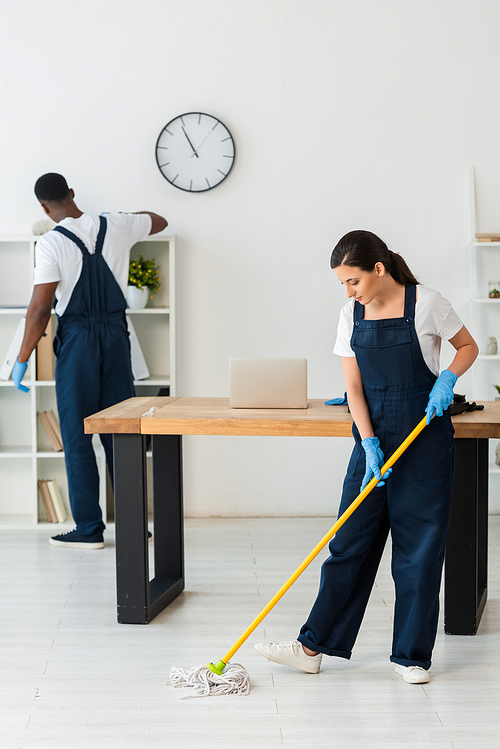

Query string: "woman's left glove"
[[360, 437, 392, 492], [425, 369, 457, 424]]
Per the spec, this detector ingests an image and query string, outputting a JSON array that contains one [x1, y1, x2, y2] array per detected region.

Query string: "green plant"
[[128, 255, 161, 296], [494, 384, 500, 396]]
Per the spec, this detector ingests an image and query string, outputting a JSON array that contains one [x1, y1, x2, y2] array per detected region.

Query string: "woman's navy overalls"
[[52, 217, 135, 536], [298, 285, 455, 669]]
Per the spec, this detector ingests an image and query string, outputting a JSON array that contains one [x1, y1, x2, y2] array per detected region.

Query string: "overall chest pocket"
[[352, 324, 414, 388]]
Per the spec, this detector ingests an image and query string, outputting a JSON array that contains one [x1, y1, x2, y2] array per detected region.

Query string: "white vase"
[[486, 337, 498, 355], [127, 285, 149, 309]]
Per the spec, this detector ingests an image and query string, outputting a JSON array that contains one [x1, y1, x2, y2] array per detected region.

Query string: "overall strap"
[[94, 216, 107, 254], [403, 284, 417, 320], [353, 299, 364, 322], [53, 226, 90, 256]]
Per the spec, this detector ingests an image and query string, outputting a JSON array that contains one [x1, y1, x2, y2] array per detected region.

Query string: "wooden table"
[[85, 398, 500, 633]]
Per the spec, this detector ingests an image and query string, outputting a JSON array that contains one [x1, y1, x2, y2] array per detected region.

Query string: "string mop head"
[[166, 661, 250, 698]]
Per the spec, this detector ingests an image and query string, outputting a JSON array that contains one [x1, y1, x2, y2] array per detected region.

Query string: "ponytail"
[[330, 230, 419, 286], [387, 250, 419, 286]]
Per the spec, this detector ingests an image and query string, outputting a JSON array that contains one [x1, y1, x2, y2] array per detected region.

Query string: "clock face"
[[156, 112, 235, 192]]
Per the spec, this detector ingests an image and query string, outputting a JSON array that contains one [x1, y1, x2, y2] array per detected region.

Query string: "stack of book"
[[475, 233, 500, 242], [38, 478, 67, 523], [36, 318, 55, 380], [37, 410, 63, 452]]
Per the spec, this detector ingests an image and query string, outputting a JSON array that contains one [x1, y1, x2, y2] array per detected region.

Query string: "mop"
[[167, 414, 428, 697]]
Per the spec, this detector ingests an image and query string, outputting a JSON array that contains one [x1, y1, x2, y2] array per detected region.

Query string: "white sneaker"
[[255, 640, 322, 674], [394, 664, 430, 683]]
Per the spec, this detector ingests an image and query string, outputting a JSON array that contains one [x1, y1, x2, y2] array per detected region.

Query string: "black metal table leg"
[[445, 438, 488, 635], [113, 433, 150, 624], [113, 433, 185, 624], [149, 434, 185, 619]]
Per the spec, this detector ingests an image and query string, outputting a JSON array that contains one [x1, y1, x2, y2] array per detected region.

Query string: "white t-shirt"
[[333, 286, 463, 377], [33, 212, 152, 316]]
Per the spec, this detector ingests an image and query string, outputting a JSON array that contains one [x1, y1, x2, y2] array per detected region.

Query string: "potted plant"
[[494, 384, 500, 401], [127, 255, 161, 309]]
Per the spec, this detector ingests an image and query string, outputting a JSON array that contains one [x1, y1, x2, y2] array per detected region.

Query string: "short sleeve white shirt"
[[333, 286, 463, 377], [33, 212, 152, 316]]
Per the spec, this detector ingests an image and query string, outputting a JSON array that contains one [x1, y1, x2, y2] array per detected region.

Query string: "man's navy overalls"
[[298, 285, 455, 670], [52, 217, 135, 536]]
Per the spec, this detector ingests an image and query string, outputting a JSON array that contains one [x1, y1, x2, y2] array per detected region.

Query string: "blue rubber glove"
[[12, 357, 29, 393], [425, 369, 457, 425], [325, 393, 348, 406], [360, 437, 392, 492]]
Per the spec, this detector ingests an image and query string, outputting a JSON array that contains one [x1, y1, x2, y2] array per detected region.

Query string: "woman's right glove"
[[360, 437, 392, 492], [425, 369, 457, 424], [325, 392, 347, 406]]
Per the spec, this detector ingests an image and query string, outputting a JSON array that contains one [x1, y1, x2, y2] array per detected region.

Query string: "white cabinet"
[[0, 232, 176, 529], [468, 166, 500, 483], [469, 168, 500, 399]]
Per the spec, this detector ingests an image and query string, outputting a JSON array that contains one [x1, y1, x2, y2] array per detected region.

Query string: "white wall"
[[2, 0, 500, 514]]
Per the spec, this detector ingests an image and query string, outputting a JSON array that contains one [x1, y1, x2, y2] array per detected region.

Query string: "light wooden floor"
[[1, 516, 500, 748]]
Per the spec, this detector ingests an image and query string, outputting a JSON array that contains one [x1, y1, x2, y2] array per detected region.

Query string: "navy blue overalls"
[[52, 217, 135, 536], [298, 285, 455, 670]]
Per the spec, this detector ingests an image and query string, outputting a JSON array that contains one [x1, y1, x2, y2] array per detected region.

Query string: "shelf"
[[47, 307, 169, 316], [473, 242, 500, 247], [473, 298, 500, 303], [0, 233, 175, 243], [0, 235, 39, 242], [2, 377, 171, 393], [489, 463, 500, 474], [0, 446, 32, 457], [1, 380, 57, 387], [135, 233, 175, 242], [134, 375, 170, 387], [477, 354, 500, 360], [36, 445, 104, 458], [0, 447, 107, 458], [0, 307, 28, 314], [1, 376, 170, 393], [126, 308, 170, 315], [0, 380, 37, 387], [0, 514, 36, 529], [0, 517, 75, 530]]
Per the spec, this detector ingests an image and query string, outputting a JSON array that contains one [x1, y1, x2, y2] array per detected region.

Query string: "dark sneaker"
[[49, 529, 104, 549]]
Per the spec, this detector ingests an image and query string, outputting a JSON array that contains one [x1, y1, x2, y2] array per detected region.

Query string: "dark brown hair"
[[330, 230, 419, 286]]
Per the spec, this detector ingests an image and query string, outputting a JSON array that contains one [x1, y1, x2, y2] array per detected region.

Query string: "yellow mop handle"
[[211, 414, 428, 672]]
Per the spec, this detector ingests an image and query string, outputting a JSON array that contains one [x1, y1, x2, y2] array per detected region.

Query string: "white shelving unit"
[[0, 232, 175, 529], [468, 166, 500, 479]]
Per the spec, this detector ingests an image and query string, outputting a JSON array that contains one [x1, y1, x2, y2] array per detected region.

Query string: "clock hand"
[[191, 130, 213, 158], [182, 127, 199, 158]]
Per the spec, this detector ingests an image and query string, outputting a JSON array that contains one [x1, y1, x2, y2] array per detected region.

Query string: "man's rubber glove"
[[425, 369, 457, 425], [325, 392, 347, 406], [12, 357, 29, 392], [360, 437, 392, 492]]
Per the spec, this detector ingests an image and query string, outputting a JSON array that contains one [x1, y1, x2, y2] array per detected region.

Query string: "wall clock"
[[155, 112, 235, 192]]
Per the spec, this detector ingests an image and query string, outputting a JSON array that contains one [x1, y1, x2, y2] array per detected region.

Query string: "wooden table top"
[[84, 397, 500, 439]]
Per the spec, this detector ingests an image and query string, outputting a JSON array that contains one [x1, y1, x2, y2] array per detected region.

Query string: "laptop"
[[229, 358, 308, 409]]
